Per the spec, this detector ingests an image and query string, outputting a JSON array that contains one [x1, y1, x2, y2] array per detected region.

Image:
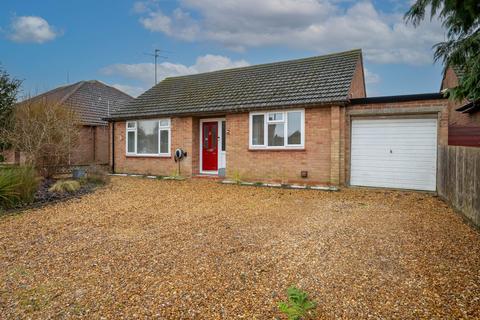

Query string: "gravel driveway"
[[1, 177, 479, 319]]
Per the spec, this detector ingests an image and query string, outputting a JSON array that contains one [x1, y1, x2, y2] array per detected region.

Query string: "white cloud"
[[364, 68, 380, 85], [111, 84, 146, 98], [134, 0, 445, 65], [9, 16, 60, 43], [101, 54, 250, 89]]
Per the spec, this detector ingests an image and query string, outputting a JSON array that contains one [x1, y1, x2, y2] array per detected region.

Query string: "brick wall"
[[70, 126, 94, 165], [95, 126, 110, 164], [349, 60, 367, 99], [441, 67, 480, 128], [1, 125, 108, 166], [112, 117, 198, 176], [111, 101, 449, 187], [343, 99, 449, 185], [1, 149, 21, 164], [226, 107, 336, 185]]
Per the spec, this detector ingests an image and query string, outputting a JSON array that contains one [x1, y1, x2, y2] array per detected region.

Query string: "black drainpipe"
[[111, 121, 115, 174]]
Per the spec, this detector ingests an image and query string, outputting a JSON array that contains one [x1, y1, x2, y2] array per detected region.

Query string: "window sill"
[[248, 148, 305, 152], [126, 154, 172, 158]]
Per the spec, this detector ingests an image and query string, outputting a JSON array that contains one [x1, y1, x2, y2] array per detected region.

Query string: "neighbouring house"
[[108, 49, 450, 191], [440, 66, 480, 147], [2, 80, 133, 166]]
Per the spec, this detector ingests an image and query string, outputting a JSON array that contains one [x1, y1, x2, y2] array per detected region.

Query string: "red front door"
[[202, 122, 218, 171]]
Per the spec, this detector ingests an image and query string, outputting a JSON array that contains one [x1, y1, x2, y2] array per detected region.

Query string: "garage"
[[350, 117, 438, 191]]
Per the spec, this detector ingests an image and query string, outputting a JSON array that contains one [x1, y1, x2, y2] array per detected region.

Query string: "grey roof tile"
[[21, 80, 134, 126], [109, 49, 362, 119]]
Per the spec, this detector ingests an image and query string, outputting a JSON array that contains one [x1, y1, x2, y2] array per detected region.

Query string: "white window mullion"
[[158, 120, 161, 156], [134, 124, 137, 154], [264, 114, 268, 147]]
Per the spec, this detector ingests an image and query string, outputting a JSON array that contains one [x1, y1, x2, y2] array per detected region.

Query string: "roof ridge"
[[21, 81, 81, 103], [89, 80, 134, 98], [58, 81, 87, 105], [163, 49, 362, 81]]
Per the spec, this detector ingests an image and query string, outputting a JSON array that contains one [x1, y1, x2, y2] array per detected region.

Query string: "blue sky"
[[0, 0, 445, 98]]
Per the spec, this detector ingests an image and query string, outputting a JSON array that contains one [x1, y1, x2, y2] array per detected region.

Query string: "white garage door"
[[350, 118, 437, 191]]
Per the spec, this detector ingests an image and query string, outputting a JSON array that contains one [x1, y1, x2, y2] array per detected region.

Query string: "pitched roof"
[[21, 80, 134, 125], [109, 49, 362, 120]]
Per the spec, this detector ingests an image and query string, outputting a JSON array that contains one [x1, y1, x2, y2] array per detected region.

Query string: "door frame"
[[199, 118, 226, 175]]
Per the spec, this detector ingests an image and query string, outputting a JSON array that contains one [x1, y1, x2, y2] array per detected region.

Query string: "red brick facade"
[[111, 99, 449, 187], [109, 60, 451, 187], [69, 125, 111, 165], [112, 118, 199, 177], [441, 66, 480, 146], [226, 107, 336, 185], [2, 125, 110, 166]]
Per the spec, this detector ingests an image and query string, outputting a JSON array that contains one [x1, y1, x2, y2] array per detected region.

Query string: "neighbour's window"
[[250, 110, 304, 149], [126, 119, 171, 156]]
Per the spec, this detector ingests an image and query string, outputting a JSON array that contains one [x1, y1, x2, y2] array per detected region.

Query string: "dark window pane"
[[212, 125, 217, 150], [160, 130, 169, 154], [221, 121, 226, 151], [127, 131, 135, 153], [252, 115, 264, 145], [137, 120, 159, 154], [287, 112, 302, 145], [203, 126, 208, 149], [268, 123, 285, 146]]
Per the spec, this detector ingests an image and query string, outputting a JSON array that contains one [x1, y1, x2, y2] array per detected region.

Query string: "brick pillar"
[[330, 106, 340, 185]]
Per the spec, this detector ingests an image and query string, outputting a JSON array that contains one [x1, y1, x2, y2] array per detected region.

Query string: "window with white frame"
[[126, 119, 171, 156], [250, 109, 304, 149]]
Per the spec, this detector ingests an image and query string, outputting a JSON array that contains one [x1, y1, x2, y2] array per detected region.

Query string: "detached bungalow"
[[108, 49, 450, 191], [3, 80, 133, 166]]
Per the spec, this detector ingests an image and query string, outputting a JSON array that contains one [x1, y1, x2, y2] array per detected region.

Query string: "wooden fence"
[[437, 145, 480, 228]]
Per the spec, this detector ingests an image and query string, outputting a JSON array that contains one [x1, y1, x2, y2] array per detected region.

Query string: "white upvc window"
[[126, 119, 171, 156], [249, 109, 305, 149]]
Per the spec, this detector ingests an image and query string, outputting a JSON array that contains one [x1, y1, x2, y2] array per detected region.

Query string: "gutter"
[[101, 100, 349, 122], [350, 93, 446, 105]]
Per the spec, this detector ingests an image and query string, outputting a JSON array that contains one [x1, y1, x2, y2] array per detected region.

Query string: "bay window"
[[126, 119, 171, 156], [249, 109, 304, 149]]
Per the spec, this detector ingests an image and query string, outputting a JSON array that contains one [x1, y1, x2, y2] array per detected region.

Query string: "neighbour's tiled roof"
[[21, 80, 133, 126], [109, 49, 362, 120]]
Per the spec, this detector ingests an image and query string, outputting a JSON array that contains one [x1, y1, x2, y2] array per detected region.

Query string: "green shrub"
[[0, 169, 20, 208], [86, 165, 110, 185], [0, 166, 39, 210], [0, 154, 5, 163], [278, 286, 317, 320], [15, 166, 38, 204], [49, 180, 81, 193]]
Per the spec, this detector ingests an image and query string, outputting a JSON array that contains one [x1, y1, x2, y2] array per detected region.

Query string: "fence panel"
[[438, 145, 480, 228]]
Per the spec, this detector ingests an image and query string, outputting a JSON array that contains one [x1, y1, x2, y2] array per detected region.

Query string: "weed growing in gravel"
[[278, 286, 317, 320], [232, 169, 242, 184]]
